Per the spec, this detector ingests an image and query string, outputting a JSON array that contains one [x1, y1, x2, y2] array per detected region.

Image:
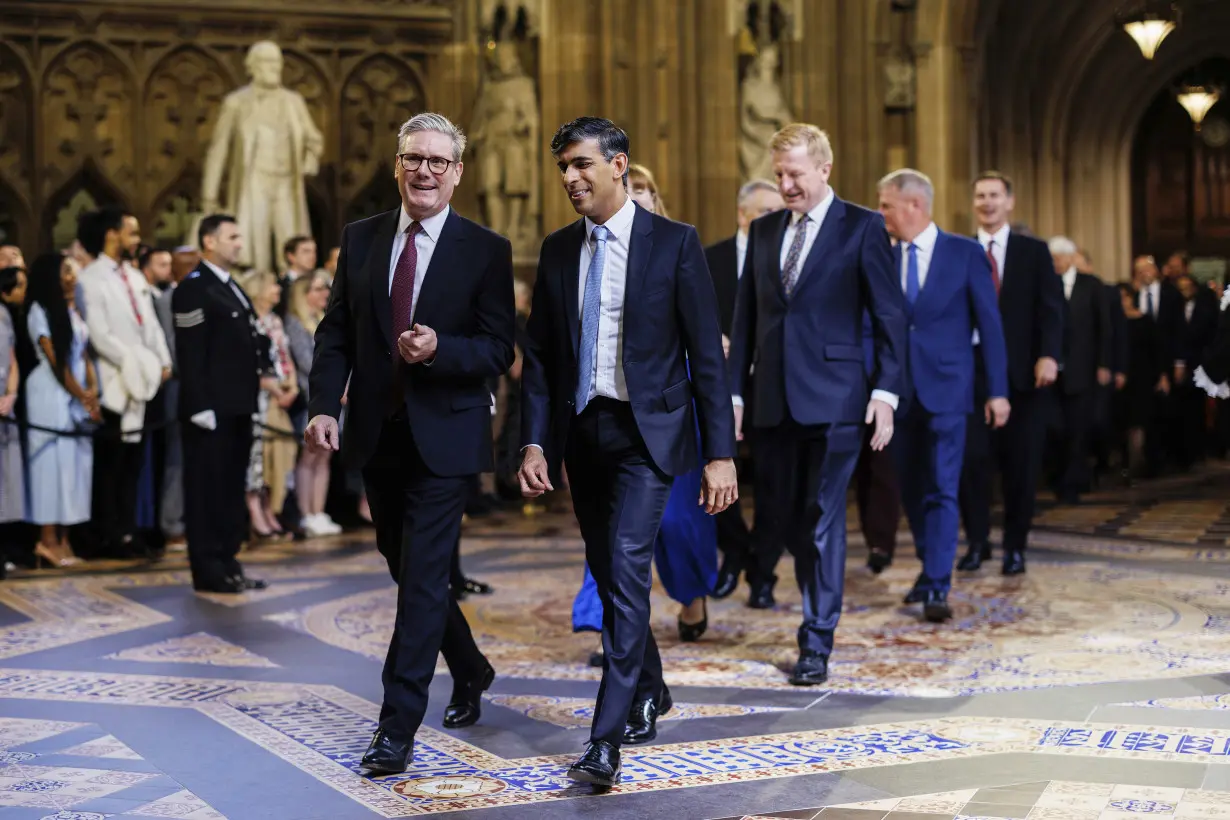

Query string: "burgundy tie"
[[390, 221, 421, 341], [987, 240, 1001, 295]]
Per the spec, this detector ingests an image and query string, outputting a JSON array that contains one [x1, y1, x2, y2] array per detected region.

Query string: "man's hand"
[[721, 334, 731, 359], [1097, 367, 1112, 387], [1114, 372, 1126, 391], [304, 415, 340, 453], [1175, 362, 1188, 384], [700, 458, 737, 515], [1035, 356, 1058, 387], [985, 397, 1011, 429], [518, 446, 554, 497], [866, 398, 894, 451], [398, 324, 438, 364], [161, 367, 172, 384], [277, 385, 299, 409], [1156, 374, 1171, 395], [733, 403, 744, 442]]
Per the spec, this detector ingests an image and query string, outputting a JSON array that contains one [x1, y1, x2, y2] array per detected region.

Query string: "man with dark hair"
[[957, 172, 1064, 575], [140, 247, 184, 548], [77, 208, 171, 558], [173, 214, 267, 592], [276, 235, 316, 317], [520, 116, 736, 787]]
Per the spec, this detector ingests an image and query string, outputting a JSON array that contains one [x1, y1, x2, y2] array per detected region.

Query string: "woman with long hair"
[[572, 165, 718, 668], [25, 253, 98, 566], [0, 267, 26, 529], [239, 270, 298, 540], [285, 272, 340, 536]]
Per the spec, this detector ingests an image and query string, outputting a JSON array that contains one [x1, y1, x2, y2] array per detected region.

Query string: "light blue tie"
[[576, 224, 610, 413], [905, 242, 920, 305]]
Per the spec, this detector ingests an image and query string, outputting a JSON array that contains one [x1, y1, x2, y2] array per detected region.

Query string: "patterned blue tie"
[[576, 224, 611, 413], [905, 242, 920, 304]]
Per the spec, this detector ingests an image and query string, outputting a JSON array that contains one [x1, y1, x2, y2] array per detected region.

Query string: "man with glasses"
[[306, 112, 515, 775]]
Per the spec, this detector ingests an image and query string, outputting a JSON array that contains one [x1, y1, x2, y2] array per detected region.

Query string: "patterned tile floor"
[[6, 467, 1230, 818]]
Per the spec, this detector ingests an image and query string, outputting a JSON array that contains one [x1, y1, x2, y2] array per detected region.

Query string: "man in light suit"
[[728, 123, 907, 685], [519, 117, 736, 788], [877, 170, 1009, 621]]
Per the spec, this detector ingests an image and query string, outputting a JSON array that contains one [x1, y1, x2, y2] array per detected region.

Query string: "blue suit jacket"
[[900, 229, 1008, 415], [728, 197, 907, 427], [520, 204, 735, 483]]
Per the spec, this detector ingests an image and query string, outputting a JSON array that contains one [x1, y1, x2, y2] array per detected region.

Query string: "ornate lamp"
[[1176, 84, 1221, 131], [1119, 1, 1180, 60]]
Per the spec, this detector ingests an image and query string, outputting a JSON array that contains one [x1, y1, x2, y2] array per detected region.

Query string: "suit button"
[[566, 399, 575, 407]]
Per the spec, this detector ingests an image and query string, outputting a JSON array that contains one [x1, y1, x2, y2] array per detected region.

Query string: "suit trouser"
[[566, 398, 672, 747], [892, 403, 966, 594], [1174, 382, 1208, 467], [1056, 386, 1094, 496], [182, 414, 251, 586], [854, 425, 901, 557], [960, 370, 1046, 554], [752, 419, 862, 657], [362, 417, 487, 741], [93, 407, 145, 551]]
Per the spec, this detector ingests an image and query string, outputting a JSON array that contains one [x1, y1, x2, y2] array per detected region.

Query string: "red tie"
[[116, 264, 143, 326], [389, 221, 421, 341], [987, 240, 1001, 295]]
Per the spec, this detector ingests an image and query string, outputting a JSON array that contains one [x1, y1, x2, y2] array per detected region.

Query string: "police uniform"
[[172, 261, 267, 592]]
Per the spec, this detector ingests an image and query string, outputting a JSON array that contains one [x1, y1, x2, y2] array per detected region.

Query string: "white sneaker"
[[318, 513, 343, 534], [303, 513, 341, 536]]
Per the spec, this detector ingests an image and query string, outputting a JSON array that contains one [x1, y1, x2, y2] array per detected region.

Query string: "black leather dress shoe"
[[788, 652, 829, 686], [567, 740, 621, 789], [902, 574, 926, 604], [747, 582, 776, 610], [360, 730, 413, 775], [712, 558, 742, 600], [623, 684, 673, 745], [677, 600, 708, 642], [957, 541, 992, 572], [1002, 550, 1027, 576], [866, 550, 892, 575], [588, 651, 605, 668], [443, 664, 495, 729], [230, 575, 268, 591], [922, 590, 953, 623], [193, 578, 245, 594], [461, 577, 493, 595]]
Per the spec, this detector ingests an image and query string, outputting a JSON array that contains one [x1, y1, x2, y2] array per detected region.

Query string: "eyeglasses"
[[398, 154, 455, 174]]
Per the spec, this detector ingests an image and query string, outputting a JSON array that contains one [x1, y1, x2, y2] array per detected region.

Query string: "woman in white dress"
[[25, 253, 99, 567]]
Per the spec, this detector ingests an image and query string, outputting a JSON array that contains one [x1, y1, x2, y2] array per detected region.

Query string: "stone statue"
[[470, 43, 539, 252], [200, 41, 324, 272], [739, 45, 793, 182], [884, 53, 916, 111]]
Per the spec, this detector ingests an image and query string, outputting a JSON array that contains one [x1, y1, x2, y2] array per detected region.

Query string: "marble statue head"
[[245, 41, 284, 89]]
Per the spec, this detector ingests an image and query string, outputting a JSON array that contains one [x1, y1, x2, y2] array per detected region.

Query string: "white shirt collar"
[[398, 204, 451, 242], [584, 195, 637, 244], [977, 223, 1011, 248], [736, 229, 748, 248], [905, 222, 939, 251], [792, 188, 836, 227], [202, 259, 231, 283]]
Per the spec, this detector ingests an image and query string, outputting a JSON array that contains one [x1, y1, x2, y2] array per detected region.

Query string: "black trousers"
[[960, 371, 1046, 553], [93, 407, 144, 553], [1052, 386, 1094, 497], [363, 418, 486, 741], [854, 424, 900, 557], [566, 397, 672, 747], [1173, 382, 1208, 468], [182, 414, 251, 586]]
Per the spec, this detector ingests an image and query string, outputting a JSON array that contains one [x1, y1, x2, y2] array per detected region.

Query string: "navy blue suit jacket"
[[899, 230, 1008, 415], [309, 207, 516, 476], [728, 197, 907, 427], [520, 205, 735, 483]]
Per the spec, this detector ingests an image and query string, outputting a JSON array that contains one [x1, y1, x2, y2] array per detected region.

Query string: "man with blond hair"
[[728, 123, 906, 684], [876, 169, 1008, 622]]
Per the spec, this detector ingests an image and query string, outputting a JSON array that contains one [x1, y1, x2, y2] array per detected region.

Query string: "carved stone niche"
[[884, 49, 916, 112]]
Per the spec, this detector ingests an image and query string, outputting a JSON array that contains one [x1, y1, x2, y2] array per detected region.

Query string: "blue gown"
[[572, 405, 717, 632]]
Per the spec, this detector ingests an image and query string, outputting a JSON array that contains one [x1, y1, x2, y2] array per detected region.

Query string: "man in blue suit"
[[519, 117, 736, 788], [729, 124, 907, 685], [876, 169, 1010, 622]]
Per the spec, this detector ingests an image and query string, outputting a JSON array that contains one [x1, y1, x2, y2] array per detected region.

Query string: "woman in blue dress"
[[572, 164, 717, 661], [25, 253, 99, 567]]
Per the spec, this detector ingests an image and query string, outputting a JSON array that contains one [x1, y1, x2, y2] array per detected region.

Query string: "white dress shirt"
[[388, 205, 450, 326], [578, 195, 637, 404], [900, 222, 938, 292], [735, 230, 749, 279], [1062, 267, 1077, 301], [733, 189, 897, 411], [1138, 280, 1161, 318]]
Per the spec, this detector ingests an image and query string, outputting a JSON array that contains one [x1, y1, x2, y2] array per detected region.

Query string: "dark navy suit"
[[521, 200, 734, 747], [891, 227, 1008, 594], [728, 196, 906, 657]]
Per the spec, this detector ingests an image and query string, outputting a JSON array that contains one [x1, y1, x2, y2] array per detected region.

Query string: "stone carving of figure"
[[739, 45, 793, 182], [470, 44, 539, 252], [200, 41, 324, 272], [884, 54, 916, 111]]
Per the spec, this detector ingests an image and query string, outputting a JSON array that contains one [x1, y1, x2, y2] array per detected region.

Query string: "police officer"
[[173, 214, 268, 593]]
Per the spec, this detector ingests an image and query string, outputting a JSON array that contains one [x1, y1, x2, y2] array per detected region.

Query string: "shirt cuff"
[[190, 410, 216, 430], [870, 389, 899, 411], [731, 395, 744, 408], [521, 444, 543, 453]]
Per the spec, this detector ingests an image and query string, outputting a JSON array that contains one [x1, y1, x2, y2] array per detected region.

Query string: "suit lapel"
[[793, 197, 846, 295], [412, 209, 463, 327], [368, 209, 400, 348], [626, 206, 654, 306], [766, 210, 790, 302], [913, 229, 945, 316], [560, 219, 585, 359]]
